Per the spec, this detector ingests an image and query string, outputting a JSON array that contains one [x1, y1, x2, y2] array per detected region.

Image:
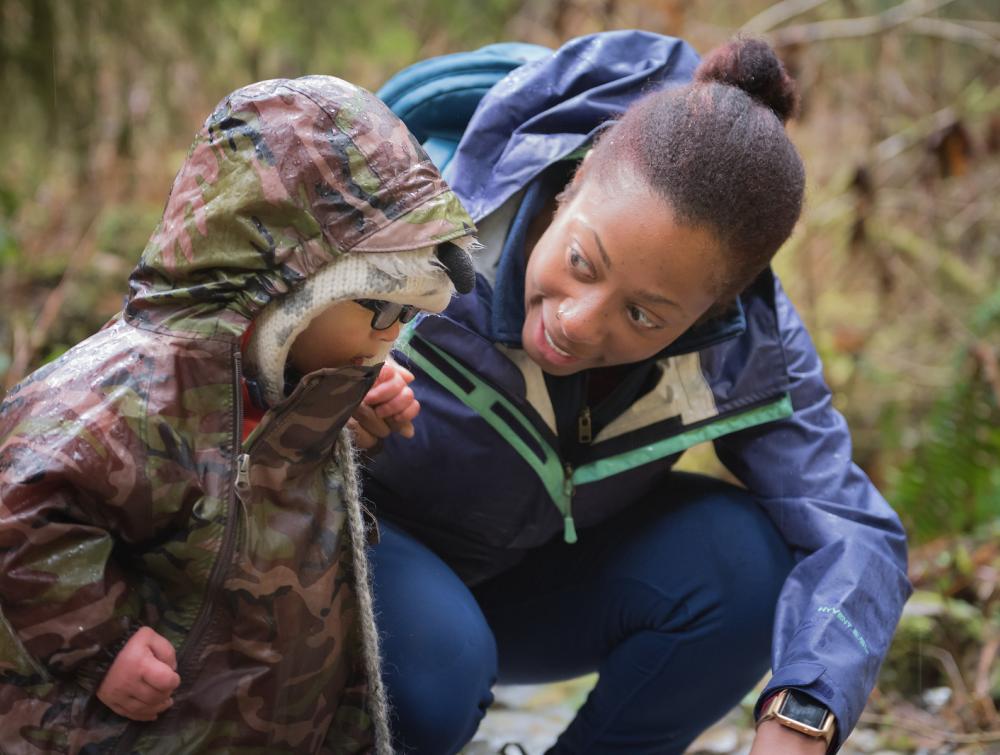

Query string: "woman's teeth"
[[544, 327, 572, 358]]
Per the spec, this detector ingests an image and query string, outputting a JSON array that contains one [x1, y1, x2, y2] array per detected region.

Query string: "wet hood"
[[445, 30, 701, 221], [125, 75, 476, 340]]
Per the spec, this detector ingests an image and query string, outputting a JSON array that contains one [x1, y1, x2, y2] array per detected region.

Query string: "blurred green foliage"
[[1, 0, 520, 148], [892, 293, 1000, 541]]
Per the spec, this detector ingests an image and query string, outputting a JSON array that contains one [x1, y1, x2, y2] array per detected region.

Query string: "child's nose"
[[376, 321, 402, 342]]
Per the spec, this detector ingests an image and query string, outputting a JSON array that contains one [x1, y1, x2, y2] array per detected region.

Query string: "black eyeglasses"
[[355, 299, 419, 331]]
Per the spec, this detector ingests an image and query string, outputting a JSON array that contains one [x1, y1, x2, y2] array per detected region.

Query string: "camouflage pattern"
[[0, 75, 476, 753], [127, 74, 475, 341]]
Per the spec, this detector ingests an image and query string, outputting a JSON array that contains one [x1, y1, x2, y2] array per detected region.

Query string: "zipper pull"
[[235, 453, 252, 499], [577, 406, 592, 444], [563, 515, 578, 544], [562, 464, 578, 544]]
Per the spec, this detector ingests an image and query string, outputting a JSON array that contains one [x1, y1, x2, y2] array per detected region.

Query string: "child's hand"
[[349, 358, 421, 450], [97, 626, 181, 721]]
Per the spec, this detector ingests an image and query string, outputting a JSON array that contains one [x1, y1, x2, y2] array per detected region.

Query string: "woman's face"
[[522, 173, 722, 376]]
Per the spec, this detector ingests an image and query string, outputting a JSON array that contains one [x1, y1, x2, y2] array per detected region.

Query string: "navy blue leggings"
[[370, 473, 794, 754]]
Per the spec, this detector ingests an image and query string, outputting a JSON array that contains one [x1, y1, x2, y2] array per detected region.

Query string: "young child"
[[0, 75, 477, 754]]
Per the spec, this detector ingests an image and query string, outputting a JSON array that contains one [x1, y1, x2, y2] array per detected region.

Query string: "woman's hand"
[[96, 626, 181, 721], [749, 720, 830, 755], [349, 358, 420, 450]]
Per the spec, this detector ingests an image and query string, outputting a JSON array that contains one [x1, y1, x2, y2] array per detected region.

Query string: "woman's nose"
[[556, 298, 605, 346]]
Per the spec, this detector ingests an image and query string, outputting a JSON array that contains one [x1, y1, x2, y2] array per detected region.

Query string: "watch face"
[[780, 690, 827, 729]]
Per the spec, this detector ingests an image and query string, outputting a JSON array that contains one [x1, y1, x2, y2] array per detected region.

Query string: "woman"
[[365, 32, 910, 754]]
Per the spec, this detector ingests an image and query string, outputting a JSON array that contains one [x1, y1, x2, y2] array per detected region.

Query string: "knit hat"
[[246, 239, 477, 406]]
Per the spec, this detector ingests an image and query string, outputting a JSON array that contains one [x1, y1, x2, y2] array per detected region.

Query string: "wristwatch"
[[756, 688, 836, 749]]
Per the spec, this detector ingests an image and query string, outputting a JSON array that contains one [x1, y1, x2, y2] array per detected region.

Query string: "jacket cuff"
[[755, 663, 852, 753], [72, 623, 142, 694]]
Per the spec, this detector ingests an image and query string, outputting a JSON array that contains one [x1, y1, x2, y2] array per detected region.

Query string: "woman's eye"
[[568, 248, 594, 277], [628, 305, 659, 329]]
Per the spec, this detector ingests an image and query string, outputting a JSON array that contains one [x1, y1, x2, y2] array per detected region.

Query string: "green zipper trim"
[[399, 329, 794, 542], [398, 327, 577, 542], [572, 393, 794, 486]]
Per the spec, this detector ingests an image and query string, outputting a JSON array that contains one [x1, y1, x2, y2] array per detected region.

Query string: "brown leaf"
[[832, 325, 868, 355], [928, 121, 974, 178]]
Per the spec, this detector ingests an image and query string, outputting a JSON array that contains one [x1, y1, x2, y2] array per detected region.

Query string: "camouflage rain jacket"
[[0, 76, 474, 754]]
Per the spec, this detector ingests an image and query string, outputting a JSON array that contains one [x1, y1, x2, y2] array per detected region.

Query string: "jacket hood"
[[445, 30, 701, 220], [125, 75, 476, 340]]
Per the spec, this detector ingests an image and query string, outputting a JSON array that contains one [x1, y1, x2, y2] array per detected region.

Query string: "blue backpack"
[[376, 42, 550, 175]]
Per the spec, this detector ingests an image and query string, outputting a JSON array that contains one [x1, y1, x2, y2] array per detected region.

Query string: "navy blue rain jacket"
[[367, 30, 911, 749]]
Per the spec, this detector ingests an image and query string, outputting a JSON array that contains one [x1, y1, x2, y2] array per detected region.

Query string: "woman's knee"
[[615, 474, 794, 643], [372, 522, 497, 753], [662, 472, 793, 595]]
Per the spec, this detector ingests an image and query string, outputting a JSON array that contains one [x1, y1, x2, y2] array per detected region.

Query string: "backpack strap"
[[377, 42, 550, 173]]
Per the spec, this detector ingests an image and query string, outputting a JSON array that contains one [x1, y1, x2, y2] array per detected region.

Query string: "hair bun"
[[694, 38, 799, 123]]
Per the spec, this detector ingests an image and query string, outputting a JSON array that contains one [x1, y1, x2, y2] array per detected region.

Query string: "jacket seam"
[[123, 311, 245, 344]]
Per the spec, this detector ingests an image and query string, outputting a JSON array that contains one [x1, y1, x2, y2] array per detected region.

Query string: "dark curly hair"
[[585, 37, 805, 303]]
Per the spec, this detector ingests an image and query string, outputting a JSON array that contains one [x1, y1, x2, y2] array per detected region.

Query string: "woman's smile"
[[534, 313, 582, 366]]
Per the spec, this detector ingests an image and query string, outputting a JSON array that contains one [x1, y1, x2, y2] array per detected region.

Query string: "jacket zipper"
[[171, 350, 246, 699], [577, 406, 592, 444], [235, 452, 251, 500], [561, 464, 578, 544], [114, 349, 247, 753], [231, 372, 327, 511]]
